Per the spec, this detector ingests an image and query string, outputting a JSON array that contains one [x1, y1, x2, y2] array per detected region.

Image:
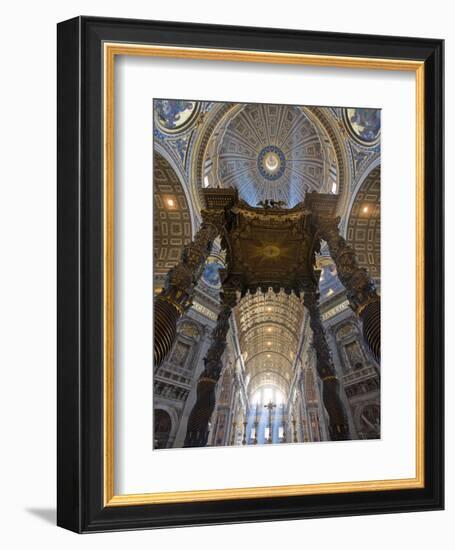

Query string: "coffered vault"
[[236, 289, 303, 402]]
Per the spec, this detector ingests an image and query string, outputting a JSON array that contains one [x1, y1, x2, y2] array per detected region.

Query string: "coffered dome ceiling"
[[206, 104, 337, 207]]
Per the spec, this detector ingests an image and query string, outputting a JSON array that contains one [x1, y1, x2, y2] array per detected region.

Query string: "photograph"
[[153, 99, 381, 449]]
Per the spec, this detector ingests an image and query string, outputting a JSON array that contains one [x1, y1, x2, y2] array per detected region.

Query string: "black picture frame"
[[57, 16, 444, 533]]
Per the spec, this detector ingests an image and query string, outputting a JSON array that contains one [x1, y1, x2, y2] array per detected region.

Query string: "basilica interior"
[[153, 100, 381, 449]]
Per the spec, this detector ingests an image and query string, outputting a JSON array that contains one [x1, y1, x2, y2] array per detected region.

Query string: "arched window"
[[251, 385, 285, 406]]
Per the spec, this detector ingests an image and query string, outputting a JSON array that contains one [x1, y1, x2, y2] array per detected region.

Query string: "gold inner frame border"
[[103, 42, 425, 506]]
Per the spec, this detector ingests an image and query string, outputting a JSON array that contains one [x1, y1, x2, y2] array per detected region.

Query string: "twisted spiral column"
[[184, 288, 238, 447], [154, 214, 222, 367], [316, 216, 381, 364], [304, 290, 351, 441]]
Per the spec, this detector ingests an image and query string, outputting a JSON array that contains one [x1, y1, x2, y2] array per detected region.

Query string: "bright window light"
[[263, 387, 273, 403], [252, 390, 262, 405], [252, 386, 285, 406]]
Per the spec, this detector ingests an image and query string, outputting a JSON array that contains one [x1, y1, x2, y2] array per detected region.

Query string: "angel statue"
[[257, 199, 271, 209], [269, 200, 287, 209]]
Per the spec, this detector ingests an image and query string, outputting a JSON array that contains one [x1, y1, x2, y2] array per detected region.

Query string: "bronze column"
[[316, 216, 381, 364], [154, 213, 223, 368], [184, 287, 237, 447], [304, 289, 351, 441]]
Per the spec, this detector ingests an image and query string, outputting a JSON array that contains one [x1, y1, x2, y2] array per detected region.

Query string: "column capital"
[[220, 286, 238, 309], [200, 208, 229, 232]]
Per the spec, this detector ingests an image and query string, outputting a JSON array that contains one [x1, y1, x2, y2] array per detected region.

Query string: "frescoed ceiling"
[[207, 103, 336, 207], [154, 99, 200, 133], [343, 108, 381, 146]]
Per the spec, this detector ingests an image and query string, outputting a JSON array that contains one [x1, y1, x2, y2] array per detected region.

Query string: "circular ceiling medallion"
[[261, 244, 281, 259], [154, 99, 200, 134], [344, 108, 380, 145], [257, 145, 286, 181]]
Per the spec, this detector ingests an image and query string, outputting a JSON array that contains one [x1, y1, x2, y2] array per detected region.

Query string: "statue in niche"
[[171, 341, 190, 367], [358, 403, 380, 438], [344, 340, 364, 370]]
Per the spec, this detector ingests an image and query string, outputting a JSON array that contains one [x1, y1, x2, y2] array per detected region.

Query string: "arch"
[[189, 102, 236, 214], [304, 106, 354, 218], [345, 165, 381, 280], [153, 152, 192, 278], [246, 349, 296, 367], [339, 155, 381, 237], [154, 142, 198, 234], [247, 369, 290, 400]]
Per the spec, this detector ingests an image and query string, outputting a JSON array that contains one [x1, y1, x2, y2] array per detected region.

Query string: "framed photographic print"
[[57, 16, 444, 532]]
